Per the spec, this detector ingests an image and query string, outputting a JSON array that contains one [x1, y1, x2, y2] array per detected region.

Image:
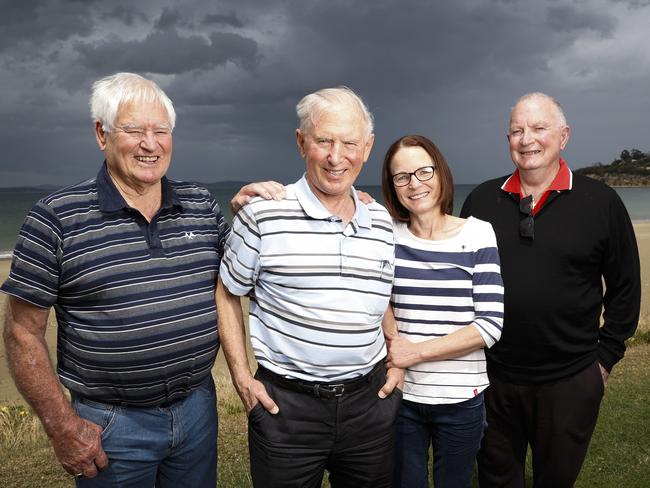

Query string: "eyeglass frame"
[[392, 165, 436, 187]]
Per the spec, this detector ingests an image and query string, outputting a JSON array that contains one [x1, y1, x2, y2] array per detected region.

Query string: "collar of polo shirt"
[[294, 174, 372, 229]]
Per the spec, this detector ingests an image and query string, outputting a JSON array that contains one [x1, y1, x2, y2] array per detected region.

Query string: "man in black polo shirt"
[[461, 92, 641, 487], [2, 73, 230, 487]]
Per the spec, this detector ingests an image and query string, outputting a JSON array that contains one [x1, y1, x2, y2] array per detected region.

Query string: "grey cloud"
[[75, 29, 258, 75], [0, 0, 648, 189], [102, 6, 148, 25], [547, 5, 617, 36], [613, 0, 650, 7], [156, 8, 185, 30], [0, 0, 95, 51], [202, 12, 244, 27]]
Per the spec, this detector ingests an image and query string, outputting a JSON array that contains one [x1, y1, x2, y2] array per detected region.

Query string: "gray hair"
[[296, 86, 374, 138], [90, 72, 176, 131], [511, 92, 567, 127]]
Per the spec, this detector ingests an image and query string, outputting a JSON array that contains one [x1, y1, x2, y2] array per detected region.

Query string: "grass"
[[2, 323, 649, 488]]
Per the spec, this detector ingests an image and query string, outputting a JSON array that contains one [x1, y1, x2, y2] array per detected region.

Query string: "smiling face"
[[508, 96, 570, 176], [95, 100, 173, 193], [296, 104, 374, 208], [390, 145, 441, 218]]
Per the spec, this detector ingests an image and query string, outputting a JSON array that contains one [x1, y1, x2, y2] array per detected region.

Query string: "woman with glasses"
[[381, 135, 504, 488]]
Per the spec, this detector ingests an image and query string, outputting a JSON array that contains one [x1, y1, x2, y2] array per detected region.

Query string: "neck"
[[519, 161, 561, 202], [408, 209, 446, 240], [307, 182, 356, 225], [107, 166, 162, 222]]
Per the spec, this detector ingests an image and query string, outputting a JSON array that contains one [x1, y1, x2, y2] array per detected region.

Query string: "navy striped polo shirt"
[[1, 163, 230, 406]]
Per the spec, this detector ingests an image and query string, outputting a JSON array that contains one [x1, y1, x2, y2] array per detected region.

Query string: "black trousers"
[[248, 363, 402, 488], [478, 360, 605, 488]]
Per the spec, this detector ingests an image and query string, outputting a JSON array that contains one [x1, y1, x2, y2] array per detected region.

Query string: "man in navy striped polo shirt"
[[2, 73, 229, 487], [217, 87, 403, 488]]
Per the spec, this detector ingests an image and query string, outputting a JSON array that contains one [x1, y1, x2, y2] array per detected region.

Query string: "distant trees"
[[574, 148, 650, 184]]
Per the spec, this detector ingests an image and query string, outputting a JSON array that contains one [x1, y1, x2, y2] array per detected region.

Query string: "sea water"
[[0, 184, 648, 255]]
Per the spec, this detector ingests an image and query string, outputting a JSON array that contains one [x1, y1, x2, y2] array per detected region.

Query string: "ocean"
[[1, 183, 649, 256]]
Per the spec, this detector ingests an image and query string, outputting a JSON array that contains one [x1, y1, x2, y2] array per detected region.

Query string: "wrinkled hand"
[[237, 376, 279, 416], [386, 331, 422, 370], [378, 366, 404, 398], [230, 181, 286, 214], [599, 363, 609, 385], [356, 190, 375, 205], [53, 415, 108, 478]]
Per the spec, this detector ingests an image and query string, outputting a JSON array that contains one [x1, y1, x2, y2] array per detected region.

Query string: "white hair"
[[511, 92, 567, 127], [296, 86, 374, 138], [90, 72, 176, 130]]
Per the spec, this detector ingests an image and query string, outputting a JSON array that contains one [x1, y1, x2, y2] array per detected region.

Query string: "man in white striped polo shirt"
[[2, 73, 228, 487], [217, 87, 403, 487]]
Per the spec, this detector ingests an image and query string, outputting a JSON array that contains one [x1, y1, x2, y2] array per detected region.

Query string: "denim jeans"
[[72, 375, 218, 488], [394, 393, 485, 488]]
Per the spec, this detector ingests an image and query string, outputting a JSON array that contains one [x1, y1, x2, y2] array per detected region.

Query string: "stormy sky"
[[1, 0, 648, 188]]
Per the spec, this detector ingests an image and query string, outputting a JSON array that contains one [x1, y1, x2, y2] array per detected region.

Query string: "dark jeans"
[[248, 363, 402, 488], [478, 361, 605, 488], [394, 393, 486, 488]]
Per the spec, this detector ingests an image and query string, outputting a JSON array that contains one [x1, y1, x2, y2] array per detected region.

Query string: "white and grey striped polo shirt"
[[392, 217, 504, 405], [220, 175, 395, 382], [1, 164, 229, 406]]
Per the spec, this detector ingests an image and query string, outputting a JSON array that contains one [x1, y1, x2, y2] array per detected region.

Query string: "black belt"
[[257, 362, 384, 400]]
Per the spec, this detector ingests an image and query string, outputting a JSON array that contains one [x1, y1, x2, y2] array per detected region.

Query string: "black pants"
[[248, 364, 402, 488], [478, 361, 605, 488]]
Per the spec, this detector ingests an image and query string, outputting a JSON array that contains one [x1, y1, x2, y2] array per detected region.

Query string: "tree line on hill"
[[575, 148, 650, 186]]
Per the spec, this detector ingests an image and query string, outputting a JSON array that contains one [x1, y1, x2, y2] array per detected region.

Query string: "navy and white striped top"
[[392, 217, 504, 404], [220, 175, 395, 382], [1, 164, 229, 406]]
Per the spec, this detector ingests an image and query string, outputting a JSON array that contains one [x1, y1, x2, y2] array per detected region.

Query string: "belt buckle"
[[314, 383, 345, 398]]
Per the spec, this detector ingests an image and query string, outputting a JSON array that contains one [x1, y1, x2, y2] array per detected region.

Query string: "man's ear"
[[559, 125, 570, 150], [362, 133, 375, 163], [295, 129, 306, 158], [94, 121, 108, 150]]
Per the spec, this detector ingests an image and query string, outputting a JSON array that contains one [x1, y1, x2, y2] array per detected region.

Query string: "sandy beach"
[[1, 222, 649, 404]]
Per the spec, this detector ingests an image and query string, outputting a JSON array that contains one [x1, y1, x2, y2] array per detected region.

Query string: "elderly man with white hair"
[[461, 92, 641, 488], [217, 86, 403, 488], [2, 72, 230, 487]]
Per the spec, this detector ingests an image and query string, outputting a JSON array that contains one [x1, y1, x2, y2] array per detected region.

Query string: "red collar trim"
[[501, 159, 572, 215], [501, 159, 573, 193]]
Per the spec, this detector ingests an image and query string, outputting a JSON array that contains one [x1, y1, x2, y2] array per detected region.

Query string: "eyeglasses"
[[519, 195, 534, 239], [392, 166, 436, 187], [104, 125, 172, 141]]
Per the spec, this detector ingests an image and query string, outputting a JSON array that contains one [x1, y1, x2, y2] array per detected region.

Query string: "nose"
[[520, 128, 533, 145], [140, 130, 158, 151], [328, 141, 343, 165], [407, 173, 421, 188]]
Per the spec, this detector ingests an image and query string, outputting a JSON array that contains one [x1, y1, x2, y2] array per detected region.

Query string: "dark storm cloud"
[[0, 0, 95, 51], [546, 5, 616, 36], [75, 29, 259, 75], [155, 8, 185, 30], [0, 0, 648, 188], [202, 12, 244, 27], [102, 6, 147, 25]]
